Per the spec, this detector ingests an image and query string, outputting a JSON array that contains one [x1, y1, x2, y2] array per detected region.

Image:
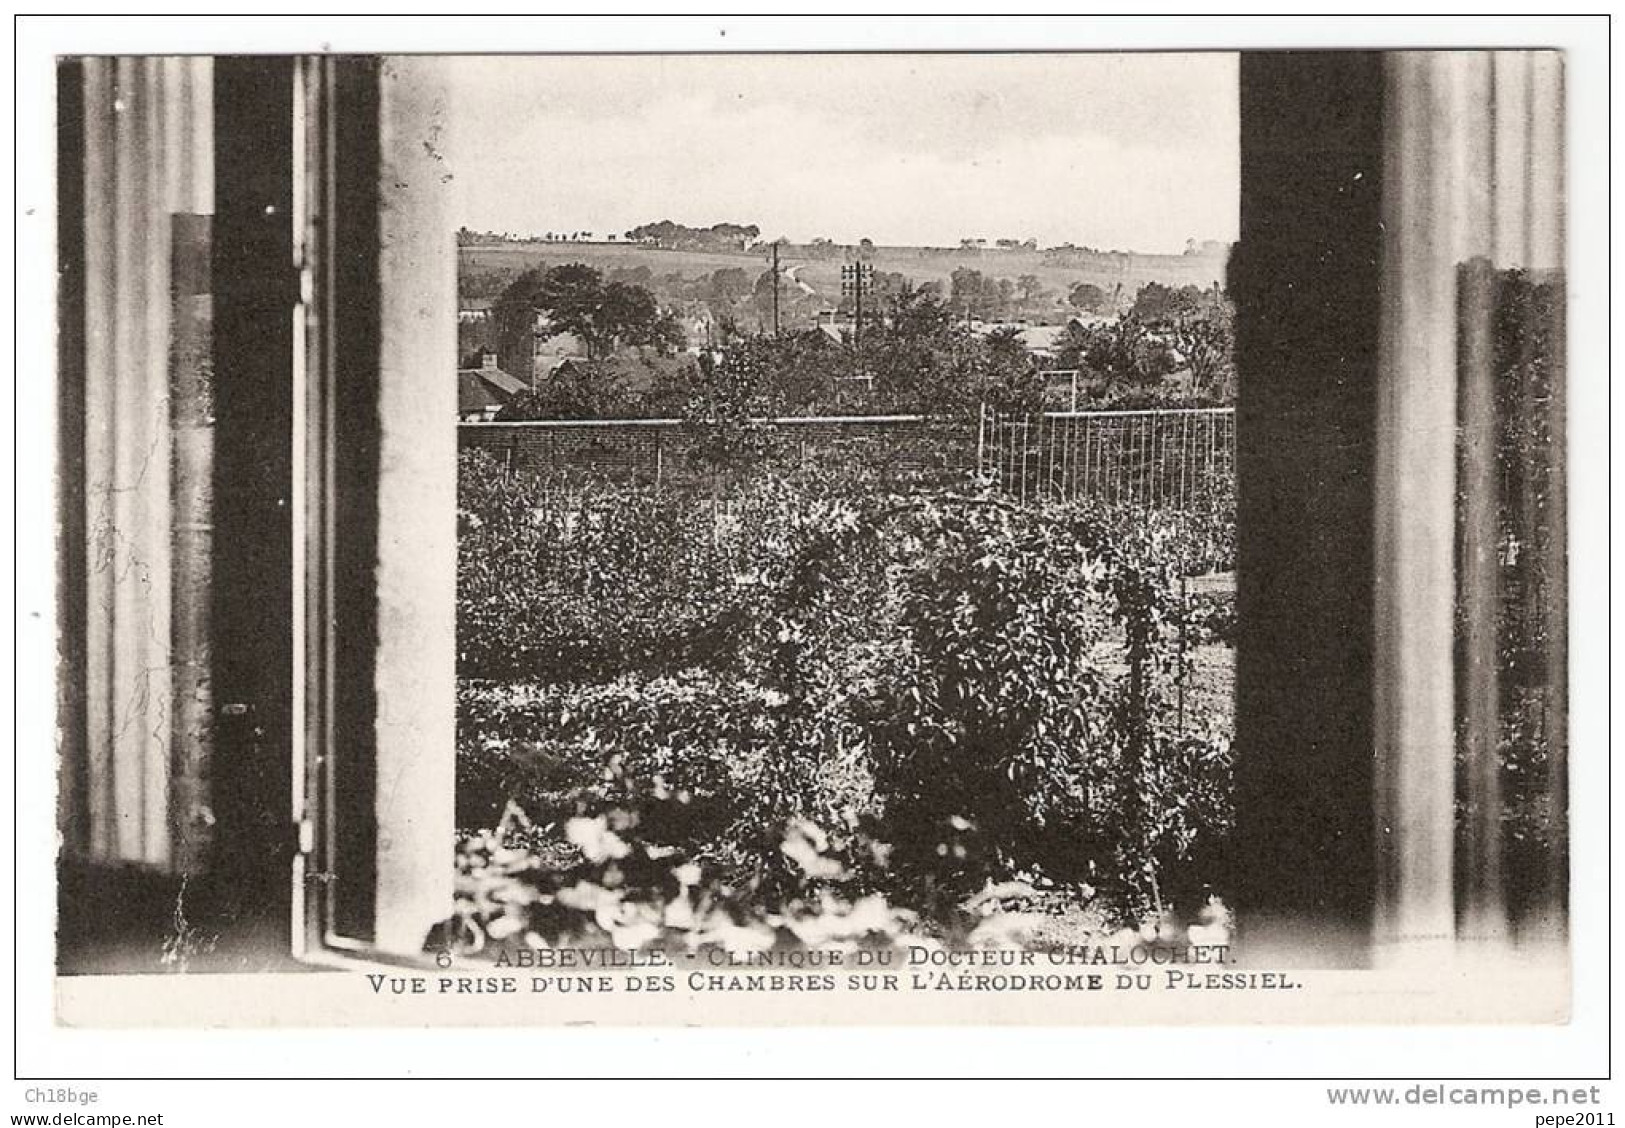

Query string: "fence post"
[[1177, 573, 1188, 733], [1149, 412, 1161, 507], [976, 401, 987, 479]]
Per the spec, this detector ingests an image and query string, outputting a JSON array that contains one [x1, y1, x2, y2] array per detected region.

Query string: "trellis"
[[977, 405, 1237, 515]]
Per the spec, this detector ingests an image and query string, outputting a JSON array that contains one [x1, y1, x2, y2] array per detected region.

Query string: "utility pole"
[[770, 242, 782, 337], [839, 259, 875, 405], [856, 263, 863, 352], [841, 260, 873, 351]]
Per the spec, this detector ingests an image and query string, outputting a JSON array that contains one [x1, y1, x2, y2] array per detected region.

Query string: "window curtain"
[[72, 57, 215, 873], [1375, 51, 1565, 959]]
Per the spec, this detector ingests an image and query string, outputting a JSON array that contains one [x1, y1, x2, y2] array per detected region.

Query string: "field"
[[460, 239, 1230, 318]]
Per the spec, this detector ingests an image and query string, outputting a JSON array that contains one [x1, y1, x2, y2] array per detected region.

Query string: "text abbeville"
[[494, 948, 671, 969]]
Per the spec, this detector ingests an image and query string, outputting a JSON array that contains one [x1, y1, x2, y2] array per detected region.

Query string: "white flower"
[[564, 816, 632, 863]]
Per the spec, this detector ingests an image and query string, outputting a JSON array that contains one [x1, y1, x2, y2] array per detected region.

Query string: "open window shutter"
[[294, 56, 456, 960]]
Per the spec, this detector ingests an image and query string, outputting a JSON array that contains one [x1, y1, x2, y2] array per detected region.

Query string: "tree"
[[677, 338, 787, 471], [950, 267, 1009, 320], [607, 264, 654, 288], [1053, 317, 1178, 393], [979, 325, 1045, 413], [534, 263, 609, 351], [837, 269, 907, 317], [497, 359, 631, 421], [600, 280, 684, 353], [501, 263, 681, 361], [492, 267, 547, 381], [866, 285, 979, 415], [1017, 274, 1043, 305], [1166, 301, 1236, 400], [1068, 282, 1109, 313], [624, 219, 761, 251], [707, 267, 753, 306], [1130, 281, 1208, 323], [675, 284, 1066, 419]]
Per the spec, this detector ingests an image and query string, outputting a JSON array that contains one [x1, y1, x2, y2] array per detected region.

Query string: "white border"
[[9, 12, 1613, 1092]]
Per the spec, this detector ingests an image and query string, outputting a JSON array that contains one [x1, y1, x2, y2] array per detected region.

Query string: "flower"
[[564, 816, 632, 863]]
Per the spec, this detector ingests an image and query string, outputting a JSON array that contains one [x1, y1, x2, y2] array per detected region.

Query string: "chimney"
[[481, 349, 498, 371]]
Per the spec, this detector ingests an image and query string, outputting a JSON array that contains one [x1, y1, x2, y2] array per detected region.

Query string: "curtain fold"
[[1374, 50, 1565, 960], [74, 57, 215, 873]]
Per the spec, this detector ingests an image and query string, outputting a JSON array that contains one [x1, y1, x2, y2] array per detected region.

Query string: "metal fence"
[[463, 406, 1237, 517], [978, 405, 1236, 511]]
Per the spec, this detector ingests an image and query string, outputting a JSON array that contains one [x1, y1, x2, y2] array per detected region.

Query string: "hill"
[[460, 239, 1231, 327]]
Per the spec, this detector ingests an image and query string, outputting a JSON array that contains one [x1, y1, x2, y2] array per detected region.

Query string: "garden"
[[450, 441, 1238, 956]]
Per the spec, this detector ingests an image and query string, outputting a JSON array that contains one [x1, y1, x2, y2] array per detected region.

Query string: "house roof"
[[458, 365, 528, 414], [478, 366, 530, 398], [1014, 325, 1068, 354], [552, 353, 695, 395]]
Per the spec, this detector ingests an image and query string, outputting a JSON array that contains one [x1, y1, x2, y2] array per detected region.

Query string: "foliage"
[[860, 286, 1046, 417], [1181, 589, 1237, 648], [1053, 316, 1177, 390], [457, 450, 783, 680], [497, 359, 632, 421], [1068, 281, 1111, 313], [803, 495, 1234, 917], [444, 804, 919, 956], [457, 452, 1236, 925], [458, 672, 787, 860], [1165, 302, 1237, 400], [499, 285, 1058, 423], [494, 263, 683, 367], [626, 219, 761, 251], [478, 266, 1233, 420], [1049, 302, 1236, 407], [1129, 281, 1220, 323], [839, 500, 1119, 906], [444, 800, 1234, 959], [497, 355, 703, 422]]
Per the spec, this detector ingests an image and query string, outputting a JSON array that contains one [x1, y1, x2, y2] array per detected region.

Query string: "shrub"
[[741, 490, 1233, 920], [457, 451, 1235, 926], [846, 501, 1116, 895], [459, 672, 789, 863], [457, 451, 768, 681], [456, 451, 941, 682], [442, 805, 918, 956], [440, 803, 1235, 958]]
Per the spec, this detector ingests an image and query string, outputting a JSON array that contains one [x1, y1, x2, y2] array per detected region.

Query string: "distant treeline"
[[624, 220, 762, 251], [460, 222, 1233, 263]]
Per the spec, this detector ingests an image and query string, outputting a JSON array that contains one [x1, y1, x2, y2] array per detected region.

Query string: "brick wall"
[[458, 415, 979, 489]]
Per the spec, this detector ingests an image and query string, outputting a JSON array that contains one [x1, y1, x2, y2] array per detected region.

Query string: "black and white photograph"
[[13, 11, 1612, 1100]]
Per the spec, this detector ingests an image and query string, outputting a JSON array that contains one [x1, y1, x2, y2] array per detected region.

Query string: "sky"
[[444, 53, 1238, 256]]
